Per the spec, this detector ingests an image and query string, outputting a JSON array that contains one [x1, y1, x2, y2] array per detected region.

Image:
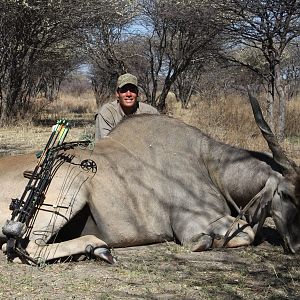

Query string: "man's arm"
[[95, 113, 115, 140], [95, 102, 122, 141]]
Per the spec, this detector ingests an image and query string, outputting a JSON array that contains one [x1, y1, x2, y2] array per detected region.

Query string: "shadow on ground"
[[0, 227, 299, 300]]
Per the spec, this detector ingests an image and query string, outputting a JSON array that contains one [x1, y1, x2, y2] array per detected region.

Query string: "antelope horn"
[[247, 87, 298, 174]]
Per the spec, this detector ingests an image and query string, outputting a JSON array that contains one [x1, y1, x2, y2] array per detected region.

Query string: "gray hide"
[[84, 115, 299, 253]]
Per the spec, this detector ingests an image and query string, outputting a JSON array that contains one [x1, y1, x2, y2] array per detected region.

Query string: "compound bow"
[[2, 120, 96, 264]]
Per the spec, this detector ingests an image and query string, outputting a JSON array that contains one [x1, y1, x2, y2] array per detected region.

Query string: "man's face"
[[117, 84, 138, 111]]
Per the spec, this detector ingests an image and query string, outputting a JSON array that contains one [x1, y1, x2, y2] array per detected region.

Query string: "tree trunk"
[[266, 69, 275, 132], [275, 64, 286, 142], [0, 94, 7, 124], [157, 77, 173, 112]]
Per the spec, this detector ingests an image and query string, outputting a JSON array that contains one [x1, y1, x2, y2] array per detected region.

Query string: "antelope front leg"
[[26, 235, 115, 264], [186, 216, 255, 251]]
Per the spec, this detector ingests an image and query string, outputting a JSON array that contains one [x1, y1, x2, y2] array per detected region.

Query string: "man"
[[95, 73, 159, 140]]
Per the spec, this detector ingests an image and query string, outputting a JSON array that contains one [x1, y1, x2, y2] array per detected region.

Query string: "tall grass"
[[56, 91, 97, 114], [286, 99, 300, 137], [38, 91, 97, 121], [171, 94, 300, 163]]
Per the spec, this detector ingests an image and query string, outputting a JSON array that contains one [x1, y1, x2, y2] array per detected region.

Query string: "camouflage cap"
[[117, 73, 138, 89]]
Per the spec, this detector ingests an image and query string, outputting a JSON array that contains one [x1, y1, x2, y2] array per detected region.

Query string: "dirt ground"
[[0, 234, 299, 300]]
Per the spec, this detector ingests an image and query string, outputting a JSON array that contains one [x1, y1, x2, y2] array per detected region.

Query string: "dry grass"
[[0, 92, 97, 156], [38, 91, 97, 120], [0, 243, 299, 299], [171, 94, 300, 164], [1, 92, 300, 164], [55, 91, 97, 114], [0, 122, 95, 157]]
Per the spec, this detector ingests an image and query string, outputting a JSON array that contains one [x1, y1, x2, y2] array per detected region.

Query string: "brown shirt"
[[95, 100, 159, 140]]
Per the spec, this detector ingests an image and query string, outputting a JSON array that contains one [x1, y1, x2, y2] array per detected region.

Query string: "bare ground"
[[0, 237, 299, 300]]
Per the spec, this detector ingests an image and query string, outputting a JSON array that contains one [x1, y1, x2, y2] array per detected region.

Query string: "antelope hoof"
[[94, 247, 116, 264], [85, 245, 116, 264], [188, 234, 213, 252]]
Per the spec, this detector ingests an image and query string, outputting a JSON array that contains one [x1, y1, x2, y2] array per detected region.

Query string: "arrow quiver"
[[2, 119, 95, 263]]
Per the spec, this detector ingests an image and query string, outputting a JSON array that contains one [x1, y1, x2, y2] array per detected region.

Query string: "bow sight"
[[2, 119, 96, 263]]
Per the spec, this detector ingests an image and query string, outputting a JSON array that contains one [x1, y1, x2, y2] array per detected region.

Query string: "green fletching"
[[35, 150, 43, 159]]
